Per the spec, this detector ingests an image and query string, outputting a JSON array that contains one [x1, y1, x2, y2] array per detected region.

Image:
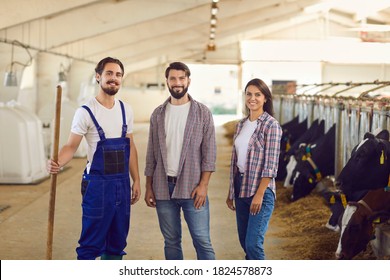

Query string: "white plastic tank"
[[0, 101, 48, 184]]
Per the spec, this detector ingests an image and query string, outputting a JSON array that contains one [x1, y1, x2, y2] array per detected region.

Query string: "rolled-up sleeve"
[[201, 109, 216, 172], [144, 114, 156, 177], [261, 121, 282, 178]]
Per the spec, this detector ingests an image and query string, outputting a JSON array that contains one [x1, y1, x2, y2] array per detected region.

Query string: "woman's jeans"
[[155, 181, 215, 260], [234, 173, 275, 260]]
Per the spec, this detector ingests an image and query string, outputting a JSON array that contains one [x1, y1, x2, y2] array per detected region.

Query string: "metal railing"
[[274, 80, 390, 176]]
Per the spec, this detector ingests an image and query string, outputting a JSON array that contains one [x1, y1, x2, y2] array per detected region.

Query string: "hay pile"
[[271, 184, 341, 259], [222, 120, 239, 145], [271, 183, 377, 260]]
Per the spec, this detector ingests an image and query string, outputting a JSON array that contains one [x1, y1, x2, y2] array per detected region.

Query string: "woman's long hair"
[[244, 78, 274, 117]]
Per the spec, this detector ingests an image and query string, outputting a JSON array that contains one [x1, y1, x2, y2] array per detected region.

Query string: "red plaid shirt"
[[229, 112, 282, 199]]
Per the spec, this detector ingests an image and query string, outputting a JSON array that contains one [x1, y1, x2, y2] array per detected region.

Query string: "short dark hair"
[[244, 78, 274, 117], [95, 57, 124, 82], [165, 62, 191, 79]]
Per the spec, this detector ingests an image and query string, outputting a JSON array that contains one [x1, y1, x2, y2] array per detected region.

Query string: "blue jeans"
[[155, 182, 215, 260], [234, 174, 275, 260]]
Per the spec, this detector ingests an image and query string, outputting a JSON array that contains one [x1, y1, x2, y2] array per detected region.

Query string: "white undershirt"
[[234, 119, 257, 173], [71, 98, 134, 173], [165, 102, 191, 176]]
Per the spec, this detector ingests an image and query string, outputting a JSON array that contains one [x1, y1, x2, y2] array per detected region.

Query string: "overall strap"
[[119, 100, 127, 138], [82, 105, 106, 140]]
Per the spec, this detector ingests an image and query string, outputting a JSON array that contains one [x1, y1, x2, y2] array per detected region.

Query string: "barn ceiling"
[[1, 0, 390, 77]]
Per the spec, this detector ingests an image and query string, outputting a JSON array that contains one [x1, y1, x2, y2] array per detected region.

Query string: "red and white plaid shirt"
[[144, 95, 216, 200], [229, 112, 282, 199]]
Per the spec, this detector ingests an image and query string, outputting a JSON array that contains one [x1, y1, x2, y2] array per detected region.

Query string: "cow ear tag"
[[329, 195, 335, 204], [380, 150, 384, 164], [385, 176, 390, 192], [341, 194, 347, 208], [308, 178, 313, 183], [286, 140, 291, 152]]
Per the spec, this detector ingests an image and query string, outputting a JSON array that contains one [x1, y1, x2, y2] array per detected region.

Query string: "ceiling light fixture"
[[210, 15, 217, 25], [207, 42, 216, 51], [207, 1, 219, 52], [211, 2, 219, 15], [4, 42, 18, 87], [3, 40, 33, 87], [58, 63, 68, 82], [4, 71, 17, 87]]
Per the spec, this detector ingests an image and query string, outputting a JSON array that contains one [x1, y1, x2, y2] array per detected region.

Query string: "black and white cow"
[[276, 117, 308, 180], [284, 119, 325, 187], [290, 124, 336, 201], [336, 129, 390, 195], [321, 187, 367, 232], [323, 129, 390, 232], [335, 188, 390, 259]]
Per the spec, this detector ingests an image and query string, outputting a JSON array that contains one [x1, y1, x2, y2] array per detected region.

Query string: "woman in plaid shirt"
[[226, 78, 282, 260]]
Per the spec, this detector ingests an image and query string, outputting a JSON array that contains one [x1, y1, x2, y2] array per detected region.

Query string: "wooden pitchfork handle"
[[46, 85, 62, 260]]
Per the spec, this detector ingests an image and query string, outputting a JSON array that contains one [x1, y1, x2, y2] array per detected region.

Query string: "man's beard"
[[101, 83, 119, 96], [168, 85, 188, 99]]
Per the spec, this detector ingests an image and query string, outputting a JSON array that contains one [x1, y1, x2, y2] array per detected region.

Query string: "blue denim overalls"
[[76, 100, 131, 260]]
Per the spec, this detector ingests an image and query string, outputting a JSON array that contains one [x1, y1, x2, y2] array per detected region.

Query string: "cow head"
[[283, 155, 297, 188], [290, 159, 318, 201], [281, 119, 324, 183], [279, 116, 300, 152], [336, 187, 390, 259], [321, 189, 346, 232], [336, 129, 390, 194], [277, 117, 308, 180], [335, 203, 372, 259], [336, 201, 390, 260], [284, 143, 312, 188], [290, 124, 336, 201]]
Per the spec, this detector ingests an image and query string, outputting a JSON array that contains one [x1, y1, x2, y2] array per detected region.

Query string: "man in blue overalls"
[[47, 57, 141, 260]]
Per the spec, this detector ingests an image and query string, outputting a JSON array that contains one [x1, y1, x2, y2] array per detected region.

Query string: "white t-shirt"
[[164, 102, 191, 176], [71, 97, 134, 172], [234, 118, 257, 173]]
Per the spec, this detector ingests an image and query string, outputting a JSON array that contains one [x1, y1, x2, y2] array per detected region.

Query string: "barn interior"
[[1, 0, 390, 262]]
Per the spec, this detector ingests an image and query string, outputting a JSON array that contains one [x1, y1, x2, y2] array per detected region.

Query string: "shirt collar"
[[162, 94, 193, 108], [241, 111, 269, 125]]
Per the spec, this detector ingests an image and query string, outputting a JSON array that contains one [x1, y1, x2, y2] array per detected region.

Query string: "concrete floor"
[[0, 120, 283, 260]]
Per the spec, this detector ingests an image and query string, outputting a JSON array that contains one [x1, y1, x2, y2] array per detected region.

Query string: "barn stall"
[[272, 81, 390, 259]]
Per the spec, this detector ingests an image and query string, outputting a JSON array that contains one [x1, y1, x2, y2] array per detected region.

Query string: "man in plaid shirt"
[[144, 62, 216, 260]]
